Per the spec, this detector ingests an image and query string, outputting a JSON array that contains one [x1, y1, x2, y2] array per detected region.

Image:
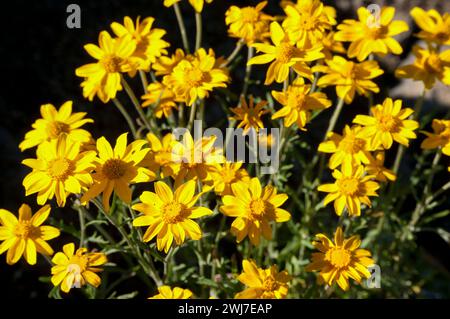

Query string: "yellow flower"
[[0, 204, 59, 265], [410, 7, 450, 46], [111, 16, 170, 71], [149, 286, 193, 299], [306, 227, 374, 291], [210, 162, 250, 196], [395, 46, 450, 90], [225, 1, 272, 44], [141, 82, 179, 119], [318, 125, 371, 169], [51, 243, 107, 293], [366, 152, 396, 182], [163, 0, 213, 13], [353, 98, 419, 150], [80, 133, 155, 212], [163, 48, 229, 106], [22, 138, 96, 207], [334, 6, 409, 61], [143, 132, 181, 178], [282, 0, 336, 47], [318, 164, 379, 217], [314, 55, 383, 104], [322, 31, 346, 60], [271, 77, 331, 129], [235, 259, 291, 299], [153, 48, 187, 76], [219, 177, 291, 245], [132, 180, 212, 253], [19, 101, 93, 152], [421, 119, 450, 155], [75, 31, 137, 103], [230, 96, 269, 134], [248, 21, 324, 85]]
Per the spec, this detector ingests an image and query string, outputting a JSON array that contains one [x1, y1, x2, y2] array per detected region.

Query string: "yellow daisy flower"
[[149, 286, 193, 299], [219, 177, 291, 246], [421, 119, 450, 155], [334, 6, 409, 61], [132, 180, 212, 253], [322, 31, 346, 60], [80, 133, 155, 212], [225, 1, 273, 44], [0, 204, 59, 265], [318, 164, 379, 217], [306, 227, 374, 291], [395, 46, 450, 90], [75, 31, 137, 103], [410, 7, 450, 46], [282, 0, 336, 47], [235, 259, 291, 299], [143, 132, 181, 178], [141, 82, 179, 119], [353, 98, 419, 150], [248, 21, 324, 85], [163, 0, 213, 13], [210, 162, 249, 196], [19, 101, 93, 152], [111, 16, 170, 71], [314, 55, 383, 104], [51, 243, 107, 293], [230, 96, 269, 134], [366, 152, 396, 182], [318, 125, 372, 169], [163, 48, 229, 106], [153, 48, 187, 76], [271, 77, 332, 129], [22, 138, 96, 207]]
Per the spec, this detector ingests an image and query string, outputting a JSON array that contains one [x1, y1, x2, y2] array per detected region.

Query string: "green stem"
[[78, 207, 86, 248], [178, 103, 185, 127], [112, 98, 137, 139], [221, 40, 244, 67], [187, 101, 198, 131], [174, 3, 190, 53], [195, 12, 202, 51], [241, 46, 254, 97], [121, 76, 152, 131], [324, 97, 345, 138], [139, 70, 149, 94]]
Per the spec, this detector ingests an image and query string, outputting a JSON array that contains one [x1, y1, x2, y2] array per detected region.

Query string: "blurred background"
[[0, 0, 449, 298]]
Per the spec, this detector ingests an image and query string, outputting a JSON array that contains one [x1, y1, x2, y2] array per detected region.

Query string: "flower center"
[[102, 159, 127, 180], [249, 198, 266, 218], [186, 68, 206, 87], [240, 8, 259, 23], [328, 247, 351, 268], [288, 92, 306, 110], [14, 221, 38, 239], [436, 31, 449, 42], [340, 135, 365, 154], [220, 168, 236, 184], [367, 25, 387, 39], [424, 53, 443, 74], [162, 202, 185, 224], [299, 15, 316, 31], [342, 62, 356, 79], [47, 121, 70, 139], [102, 55, 123, 73], [337, 177, 360, 196], [377, 114, 400, 132], [276, 43, 296, 64], [263, 276, 279, 292], [49, 158, 74, 181]]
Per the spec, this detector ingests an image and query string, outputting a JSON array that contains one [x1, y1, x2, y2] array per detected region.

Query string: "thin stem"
[[178, 103, 185, 127], [78, 207, 86, 248], [173, 3, 190, 53], [112, 98, 137, 139], [241, 46, 254, 97], [195, 12, 202, 51], [187, 101, 198, 131], [121, 76, 152, 131], [139, 70, 149, 94], [221, 40, 244, 67], [324, 97, 345, 139]]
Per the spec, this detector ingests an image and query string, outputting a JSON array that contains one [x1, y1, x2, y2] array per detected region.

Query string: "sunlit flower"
[[314, 56, 383, 104], [366, 152, 396, 182], [143, 132, 181, 178], [19, 101, 93, 152], [0, 204, 59, 265], [318, 164, 379, 217], [235, 259, 291, 299], [51, 243, 107, 293], [410, 7, 450, 46], [334, 6, 408, 61], [395, 46, 450, 90], [219, 177, 291, 245], [163, 0, 213, 13], [271, 77, 331, 129], [322, 31, 346, 60], [282, 0, 336, 47], [210, 162, 249, 196], [230, 96, 269, 134], [225, 1, 272, 44], [22, 137, 96, 207], [149, 286, 193, 299], [132, 180, 212, 253], [111, 16, 170, 71], [421, 119, 450, 155], [248, 22, 324, 85], [141, 82, 179, 119], [163, 48, 229, 106], [153, 48, 187, 76], [353, 98, 419, 150], [81, 133, 155, 212], [306, 227, 374, 291], [318, 125, 371, 169], [75, 31, 138, 103]]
